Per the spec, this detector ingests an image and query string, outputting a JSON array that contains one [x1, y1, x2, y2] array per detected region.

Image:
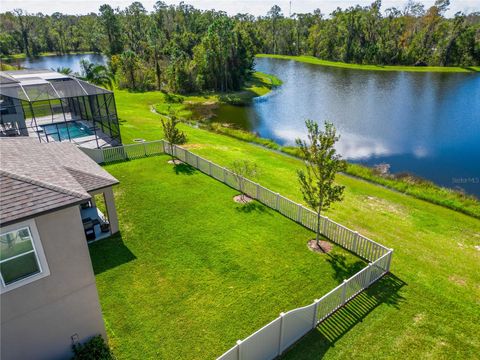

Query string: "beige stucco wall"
[[1, 205, 106, 360]]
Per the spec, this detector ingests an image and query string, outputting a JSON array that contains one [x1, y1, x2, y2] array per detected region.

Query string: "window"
[[0, 220, 49, 292]]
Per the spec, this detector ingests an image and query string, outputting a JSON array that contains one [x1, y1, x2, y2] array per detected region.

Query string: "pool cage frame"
[[0, 70, 122, 148]]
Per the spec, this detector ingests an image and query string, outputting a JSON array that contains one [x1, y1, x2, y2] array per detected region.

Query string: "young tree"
[[161, 115, 187, 162], [296, 120, 346, 249], [231, 160, 258, 202]]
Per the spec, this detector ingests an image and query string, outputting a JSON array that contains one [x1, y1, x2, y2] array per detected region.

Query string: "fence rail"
[[80, 140, 393, 360]]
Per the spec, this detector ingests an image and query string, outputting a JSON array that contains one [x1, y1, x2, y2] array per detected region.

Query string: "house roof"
[[0, 69, 111, 102], [0, 138, 118, 226]]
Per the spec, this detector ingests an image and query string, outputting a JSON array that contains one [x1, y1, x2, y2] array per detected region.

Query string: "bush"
[[71, 335, 114, 360]]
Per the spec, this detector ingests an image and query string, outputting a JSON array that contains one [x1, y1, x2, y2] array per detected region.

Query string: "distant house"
[[0, 69, 122, 148], [0, 137, 119, 360]]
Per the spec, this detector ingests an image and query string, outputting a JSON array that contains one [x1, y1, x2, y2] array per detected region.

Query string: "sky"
[[1, 0, 478, 17]]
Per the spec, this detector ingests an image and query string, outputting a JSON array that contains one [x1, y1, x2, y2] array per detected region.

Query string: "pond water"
[[18, 53, 107, 74], [216, 58, 480, 197]]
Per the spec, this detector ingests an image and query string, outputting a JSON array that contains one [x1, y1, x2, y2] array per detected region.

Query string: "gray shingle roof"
[[0, 138, 118, 226]]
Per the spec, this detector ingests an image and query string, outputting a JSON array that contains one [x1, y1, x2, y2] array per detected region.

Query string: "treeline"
[[1, 0, 479, 92]]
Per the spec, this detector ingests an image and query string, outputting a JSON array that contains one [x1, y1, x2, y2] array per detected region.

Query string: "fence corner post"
[[367, 262, 373, 285], [386, 249, 393, 273], [312, 299, 320, 329], [236, 340, 242, 360], [278, 312, 285, 356], [341, 279, 348, 305]]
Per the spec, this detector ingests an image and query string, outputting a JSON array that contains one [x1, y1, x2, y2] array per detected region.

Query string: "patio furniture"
[[83, 220, 96, 241], [100, 222, 110, 233]]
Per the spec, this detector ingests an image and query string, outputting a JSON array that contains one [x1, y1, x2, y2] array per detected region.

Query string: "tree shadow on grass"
[[88, 232, 136, 275], [235, 201, 269, 214], [173, 162, 196, 175], [326, 253, 366, 283], [280, 274, 406, 359]]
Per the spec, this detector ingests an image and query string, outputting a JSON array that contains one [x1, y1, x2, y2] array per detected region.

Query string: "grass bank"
[[91, 156, 361, 358], [207, 125, 480, 219], [256, 54, 480, 73], [111, 87, 480, 359], [154, 71, 281, 118]]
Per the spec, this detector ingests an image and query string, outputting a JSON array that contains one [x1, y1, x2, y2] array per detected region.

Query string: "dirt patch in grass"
[[413, 313, 425, 324], [307, 239, 333, 254], [449, 275, 467, 286], [233, 195, 254, 203], [168, 159, 184, 165], [363, 195, 406, 216], [182, 143, 205, 150]]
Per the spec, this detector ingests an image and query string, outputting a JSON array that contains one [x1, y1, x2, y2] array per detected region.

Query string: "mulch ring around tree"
[[168, 159, 184, 165], [307, 239, 333, 254], [233, 194, 254, 203]]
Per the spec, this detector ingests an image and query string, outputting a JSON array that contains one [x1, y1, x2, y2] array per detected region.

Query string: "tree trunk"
[[316, 206, 322, 249]]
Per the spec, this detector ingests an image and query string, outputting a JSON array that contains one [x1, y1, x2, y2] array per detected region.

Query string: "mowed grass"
[[256, 54, 480, 73], [89, 156, 364, 359], [109, 89, 480, 359]]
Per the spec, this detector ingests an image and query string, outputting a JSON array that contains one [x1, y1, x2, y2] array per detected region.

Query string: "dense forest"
[[1, 0, 479, 93]]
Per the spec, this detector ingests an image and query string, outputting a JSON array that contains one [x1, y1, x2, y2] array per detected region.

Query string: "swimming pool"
[[41, 121, 93, 141]]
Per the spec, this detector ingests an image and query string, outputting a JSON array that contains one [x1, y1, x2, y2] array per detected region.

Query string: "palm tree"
[[53, 67, 73, 75], [78, 59, 115, 90]]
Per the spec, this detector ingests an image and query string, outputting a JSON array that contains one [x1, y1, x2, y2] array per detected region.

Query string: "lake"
[[218, 58, 480, 197], [19, 53, 107, 74], [18, 54, 480, 197]]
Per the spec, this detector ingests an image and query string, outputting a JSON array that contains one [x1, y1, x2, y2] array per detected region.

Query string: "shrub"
[[71, 335, 114, 360]]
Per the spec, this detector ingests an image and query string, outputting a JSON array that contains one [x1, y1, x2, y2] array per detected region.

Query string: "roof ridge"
[[63, 166, 116, 183], [0, 170, 90, 200]]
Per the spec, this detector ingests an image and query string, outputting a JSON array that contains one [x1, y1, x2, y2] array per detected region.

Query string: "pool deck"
[[27, 114, 118, 148]]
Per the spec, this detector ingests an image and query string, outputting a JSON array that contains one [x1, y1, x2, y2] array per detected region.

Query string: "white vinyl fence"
[[80, 140, 393, 360]]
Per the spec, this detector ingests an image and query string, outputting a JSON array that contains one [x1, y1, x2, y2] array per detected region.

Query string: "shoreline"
[[256, 54, 480, 73], [206, 123, 479, 219]]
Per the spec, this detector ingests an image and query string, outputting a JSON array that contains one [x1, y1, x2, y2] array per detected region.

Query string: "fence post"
[[256, 183, 260, 199], [236, 340, 242, 360], [312, 299, 320, 329], [162, 140, 166, 153], [196, 154, 199, 168], [386, 249, 393, 272], [341, 279, 348, 305], [276, 193, 280, 210], [143, 141, 147, 156], [367, 263, 373, 285], [278, 312, 285, 356], [208, 161, 212, 176], [223, 168, 227, 183]]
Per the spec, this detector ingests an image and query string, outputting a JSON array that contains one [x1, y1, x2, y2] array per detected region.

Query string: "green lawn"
[[90, 156, 363, 359], [256, 54, 480, 73], [105, 88, 480, 359]]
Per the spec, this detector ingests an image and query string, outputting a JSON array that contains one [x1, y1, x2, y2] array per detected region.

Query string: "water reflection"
[[218, 58, 480, 196], [20, 53, 107, 74]]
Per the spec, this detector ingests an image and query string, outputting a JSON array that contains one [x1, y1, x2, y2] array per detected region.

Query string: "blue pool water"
[[41, 121, 93, 141]]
